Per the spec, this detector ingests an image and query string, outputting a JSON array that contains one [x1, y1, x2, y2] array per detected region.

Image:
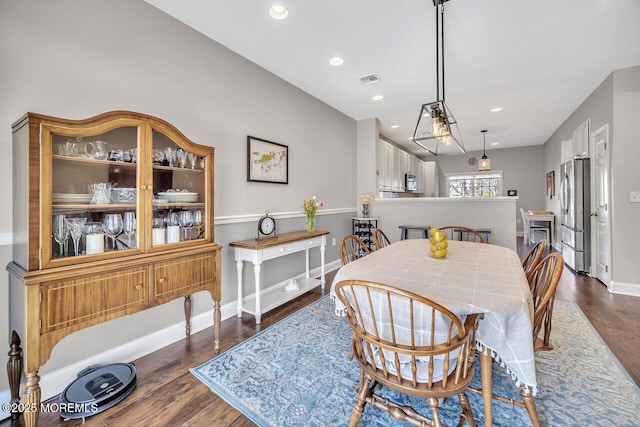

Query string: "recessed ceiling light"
[[269, 4, 289, 20], [491, 142, 499, 146], [329, 57, 344, 66], [372, 95, 384, 101], [490, 107, 503, 112], [390, 125, 399, 129]]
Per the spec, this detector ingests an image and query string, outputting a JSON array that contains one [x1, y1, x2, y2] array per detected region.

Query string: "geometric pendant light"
[[412, 0, 465, 156]]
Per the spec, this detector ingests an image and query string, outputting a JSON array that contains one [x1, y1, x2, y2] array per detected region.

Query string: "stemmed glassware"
[[165, 147, 176, 167], [193, 210, 204, 239], [65, 217, 87, 257], [176, 148, 186, 168], [187, 152, 197, 169], [123, 212, 136, 248], [178, 210, 194, 240], [103, 213, 123, 250], [53, 215, 69, 258]]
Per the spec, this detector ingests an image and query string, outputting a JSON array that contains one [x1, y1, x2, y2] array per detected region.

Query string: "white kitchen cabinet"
[[377, 139, 426, 193], [423, 161, 440, 197], [572, 119, 589, 158]]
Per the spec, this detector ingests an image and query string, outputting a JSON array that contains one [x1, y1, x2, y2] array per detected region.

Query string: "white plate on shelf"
[[156, 192, 199, 203], [53, 193, 93, 204]]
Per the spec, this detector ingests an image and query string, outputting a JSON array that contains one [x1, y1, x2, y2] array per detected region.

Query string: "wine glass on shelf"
[[165, 147, 176, 167], [102, 213, 123, 250], [64, 217, 87, 257], [176, 148, 186, 168], [123, 211, 136, 248], [187, 152, 197, 169], [193, 210, 204, 239], [53, 214, 69, 258], [178, 210, 194, 240]]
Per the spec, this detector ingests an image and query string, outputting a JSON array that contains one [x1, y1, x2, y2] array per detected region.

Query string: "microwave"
[[405, 174, 417, 192]]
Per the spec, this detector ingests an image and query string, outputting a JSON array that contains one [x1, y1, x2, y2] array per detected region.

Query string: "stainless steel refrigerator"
[[560, 159, 591, 273]]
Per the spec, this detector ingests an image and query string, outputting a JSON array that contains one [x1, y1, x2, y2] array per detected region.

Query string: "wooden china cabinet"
[[7, 111, 222, 425]]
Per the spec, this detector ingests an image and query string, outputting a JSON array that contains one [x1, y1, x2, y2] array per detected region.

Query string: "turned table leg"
[[7, 331, 22, 421], [22, 371, 41, 427], [214, 300, 221, 354], [520, 384, 541, 427], [184, 295, 192, 337], [479, 348, 493, 427]]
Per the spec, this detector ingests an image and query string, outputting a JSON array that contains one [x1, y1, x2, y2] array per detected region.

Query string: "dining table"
[[330, 239, 540, 427]]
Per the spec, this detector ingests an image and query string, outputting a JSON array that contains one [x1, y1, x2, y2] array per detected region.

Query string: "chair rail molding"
[[215, 207, 356, 225]]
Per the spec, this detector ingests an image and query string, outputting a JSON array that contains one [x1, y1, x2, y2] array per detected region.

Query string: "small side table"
[[230, 230, 329, 324], [399, 225, 431, 240]]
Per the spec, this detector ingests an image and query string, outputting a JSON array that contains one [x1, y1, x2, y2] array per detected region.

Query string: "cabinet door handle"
[[158, 278, 166, 284], [135, 285, 143, 290], [140, 185, 147, 190]]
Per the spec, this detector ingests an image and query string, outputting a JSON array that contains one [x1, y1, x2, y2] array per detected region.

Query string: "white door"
[[592, 124, 610, 286]]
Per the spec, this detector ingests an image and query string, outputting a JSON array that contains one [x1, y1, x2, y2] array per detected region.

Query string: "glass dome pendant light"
[[478, 129, 491, 171]]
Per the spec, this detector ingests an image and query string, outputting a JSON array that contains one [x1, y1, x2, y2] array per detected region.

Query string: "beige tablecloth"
[[330, 239, 536, 389]]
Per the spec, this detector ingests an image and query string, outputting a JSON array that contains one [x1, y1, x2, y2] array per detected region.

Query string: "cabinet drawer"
[[152, 252, 216, 303], [41, 268, 148, 333], [262, 238, 320, 260]]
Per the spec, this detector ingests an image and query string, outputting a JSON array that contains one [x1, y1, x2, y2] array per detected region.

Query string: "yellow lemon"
[[437, 240, 448, 249], [430, 237, 437, 245], [435, 231, 446, 242], [430, 228, 439, 237], [430, 244, 438, 253], [433, 249, 447, 259]]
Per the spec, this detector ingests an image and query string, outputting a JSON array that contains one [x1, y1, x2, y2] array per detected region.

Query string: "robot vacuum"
[[58, 363, 136, 420]]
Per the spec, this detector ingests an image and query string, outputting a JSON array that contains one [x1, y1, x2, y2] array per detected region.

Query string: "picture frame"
[[546, 171, 555, 199], [247, 136, 288, 184], [507, 189, 518, 197]]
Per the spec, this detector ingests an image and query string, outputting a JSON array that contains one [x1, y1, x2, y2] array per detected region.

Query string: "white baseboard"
[[0, 262, 340, 422], [608, 281, 640, 297]]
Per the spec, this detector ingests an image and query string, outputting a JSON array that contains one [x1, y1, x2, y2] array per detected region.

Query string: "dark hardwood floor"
[[3, 237, 639, 426]]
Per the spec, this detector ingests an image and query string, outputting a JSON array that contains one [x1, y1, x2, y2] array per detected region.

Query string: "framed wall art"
[[247, 136, 288, 184], [546, 170, 555, 199]]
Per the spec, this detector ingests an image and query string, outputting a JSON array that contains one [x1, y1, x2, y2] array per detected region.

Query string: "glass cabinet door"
[[149, 129, 208, 249], [44, 122, 142, 266]]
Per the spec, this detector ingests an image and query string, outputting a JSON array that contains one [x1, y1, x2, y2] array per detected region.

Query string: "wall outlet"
[[332, 237, 336, 246], [630, 191, 640, 203]]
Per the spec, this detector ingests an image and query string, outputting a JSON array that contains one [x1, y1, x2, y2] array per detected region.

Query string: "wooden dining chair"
[[522, 239, 547, 280], [436, 225, 485, 243], [529, 252, 564, 351], [339, 234, 371, 266], [334, 280, 482, 427], [371, 228, 390, 250]]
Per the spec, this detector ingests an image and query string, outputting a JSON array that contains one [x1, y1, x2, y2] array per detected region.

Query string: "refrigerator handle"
[[561, 173, 569, 214]]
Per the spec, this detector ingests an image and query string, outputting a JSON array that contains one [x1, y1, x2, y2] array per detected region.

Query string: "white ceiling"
[[145, 0, 640, 156]]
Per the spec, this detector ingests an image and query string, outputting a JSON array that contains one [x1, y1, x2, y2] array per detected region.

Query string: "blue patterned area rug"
[[191, 296, 640, 426]]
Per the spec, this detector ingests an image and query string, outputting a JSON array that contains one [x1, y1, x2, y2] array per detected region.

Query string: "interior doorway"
[[591, 124, 610, 287]]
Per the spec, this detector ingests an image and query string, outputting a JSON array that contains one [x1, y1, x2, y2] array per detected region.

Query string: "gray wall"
[[432, 145, 546, 236], [542, 65, 640, 289], [0, 0, 356, 392]]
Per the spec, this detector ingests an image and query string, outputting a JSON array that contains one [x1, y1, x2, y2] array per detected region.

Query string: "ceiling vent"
[[359, 74, 381, 85]]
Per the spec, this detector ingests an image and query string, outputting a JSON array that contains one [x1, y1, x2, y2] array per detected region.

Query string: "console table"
[[230, 230, 329, 324]]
